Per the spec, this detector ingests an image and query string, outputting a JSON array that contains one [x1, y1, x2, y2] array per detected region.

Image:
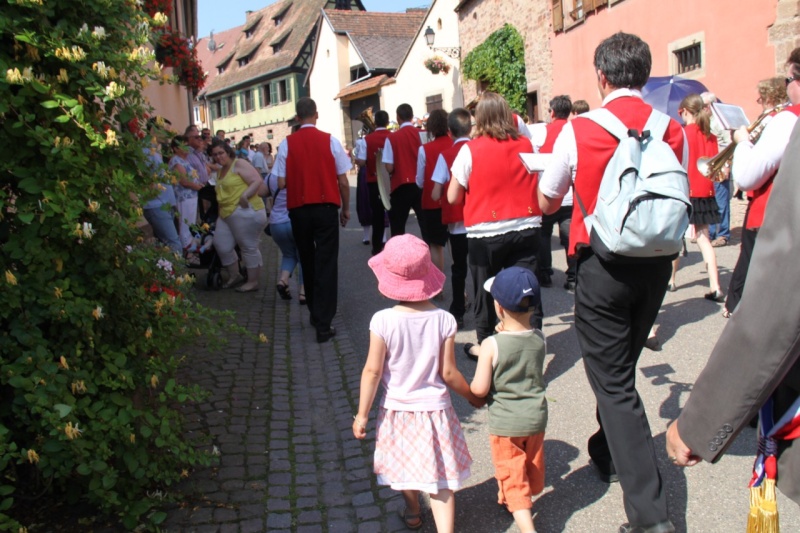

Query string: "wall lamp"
[[423, 26, 460, 59]]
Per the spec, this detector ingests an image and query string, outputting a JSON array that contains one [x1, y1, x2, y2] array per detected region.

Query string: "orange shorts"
[[489, 433, 545, 512]]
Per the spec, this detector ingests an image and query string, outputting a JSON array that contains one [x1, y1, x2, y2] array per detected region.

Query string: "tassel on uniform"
[[746, 484, 760, 533], [757, 456, 779, 533]]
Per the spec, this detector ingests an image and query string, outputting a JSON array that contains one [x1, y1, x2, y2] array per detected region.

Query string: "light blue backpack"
[[575, 108, 691, 263]]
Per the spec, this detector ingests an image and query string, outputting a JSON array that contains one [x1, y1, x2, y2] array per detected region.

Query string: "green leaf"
[[41, 100, 60, 109], [151, 511, 167, 525], [17, 177, 41, 194], [54, 114, 70, 123], [17, 212, 34, 224], [76, 463, 91, 475], [53, 403, 72, 418]]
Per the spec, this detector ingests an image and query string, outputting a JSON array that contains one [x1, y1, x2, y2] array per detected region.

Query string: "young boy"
[[470, 266, 547, 533]]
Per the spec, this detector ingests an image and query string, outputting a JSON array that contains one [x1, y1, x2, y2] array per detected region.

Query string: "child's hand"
[[494, 321, 505, 333], [468, 394, 486, 409], [352, 416, 367, 439]]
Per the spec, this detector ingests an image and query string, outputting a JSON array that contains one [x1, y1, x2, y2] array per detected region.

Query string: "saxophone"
[[358, 107, 377, 136]]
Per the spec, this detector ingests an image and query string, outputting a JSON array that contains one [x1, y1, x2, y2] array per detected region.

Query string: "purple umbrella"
[[641, 75, 710, 123]]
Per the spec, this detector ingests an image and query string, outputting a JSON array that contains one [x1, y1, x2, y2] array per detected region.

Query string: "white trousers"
[[213, 206, 267, 268], [176, 196, 198, 249]]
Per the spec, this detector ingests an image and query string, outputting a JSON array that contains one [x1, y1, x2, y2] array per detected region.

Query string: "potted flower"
[[424, 55, 450, 75], [155, 30, 206, 94]]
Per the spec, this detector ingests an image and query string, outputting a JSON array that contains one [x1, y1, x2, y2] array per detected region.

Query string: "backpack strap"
[[581, 108, 631, 141], [643, 109, 671, 143]]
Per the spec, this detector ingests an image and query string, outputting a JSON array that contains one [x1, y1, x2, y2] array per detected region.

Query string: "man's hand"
[[733, 126, 750, 145], [340, 208, 350, 227], [666, 421, 701, 467]]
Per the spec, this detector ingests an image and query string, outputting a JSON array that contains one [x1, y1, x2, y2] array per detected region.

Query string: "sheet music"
[[519, 153, 553, 173], [711, 103, 750, 130]]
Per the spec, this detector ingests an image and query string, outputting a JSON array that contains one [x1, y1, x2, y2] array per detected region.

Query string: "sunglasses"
[[786, 75, 799, 87]]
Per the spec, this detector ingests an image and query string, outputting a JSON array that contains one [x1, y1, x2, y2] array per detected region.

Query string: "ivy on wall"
[[462, 24, 527, 113]]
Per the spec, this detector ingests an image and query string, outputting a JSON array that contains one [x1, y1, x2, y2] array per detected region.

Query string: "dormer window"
[[272, 42, 283, 54], [272, 2, 292, 27], [218, 66, 226, 74], [242, 14, 262, 39], [238, 57, 249, 67], [270, 29, 291, 56], [274, 15, 284, 26], [245, 29, 254, 39]]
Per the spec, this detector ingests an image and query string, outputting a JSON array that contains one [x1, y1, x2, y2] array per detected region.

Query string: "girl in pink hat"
[[353, 234, 483, 532]]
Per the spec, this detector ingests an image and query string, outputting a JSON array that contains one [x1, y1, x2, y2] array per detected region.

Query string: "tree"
[[462, 24, 528, 113]]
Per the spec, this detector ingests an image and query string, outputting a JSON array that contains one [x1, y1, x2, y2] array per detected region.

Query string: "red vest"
[[388, 125, 422, 192], [685, 123, 718, 198], [540, 119, 568, 154], [421, 136, 454, 210], [570, 97, 685, 256], [746, 104, 800, 229], [463, 136, 541, 227], [364, 128, 390, 184], [440, 140, 468, 224], [285, 127, 339, 210]]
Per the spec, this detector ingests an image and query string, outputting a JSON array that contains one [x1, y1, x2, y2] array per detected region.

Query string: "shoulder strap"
[[643, 109, 670, 141], [582, 108, 630, 141]]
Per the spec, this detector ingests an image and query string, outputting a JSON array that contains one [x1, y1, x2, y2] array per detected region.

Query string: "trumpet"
[[697, 103, 788, 179]]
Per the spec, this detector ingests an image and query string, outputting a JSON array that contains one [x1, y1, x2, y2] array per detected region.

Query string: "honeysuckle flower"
[[64, 421, 82, 440], [152, 12, 168, 26], [150, 374, 159, 388], [129, 433, 136, 444], [54, 257, 63, 272], [27, 449, 40, 464], [6, 68, 23, 84], [87, 199, 99, 212], [56, 68, 69, 83], [71, 380, 86, 394], [104, 81, 125, 99], [5, 270, 17, 285], [59, 356, 69, 369], [79, 23, 89, 35], [82, 222, 95, 238], [259, 333, 268, 343], [92, 305, 103, 320], [54, 286, 62, 298], [92, 26, 106, 39], [105, 129, 118, 146], [92, 61, 109, 79], [145, 326, 152, 339], [154, 299, 165, 313], [180, 469, 189, 478]]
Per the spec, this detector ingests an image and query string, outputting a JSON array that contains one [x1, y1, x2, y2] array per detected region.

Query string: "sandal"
[[399, 508, 422, 530], [298, 291, 306, 306], [722, 309, 732, 318], [276, 281, 292, 300], [704, 290, 725, 302]]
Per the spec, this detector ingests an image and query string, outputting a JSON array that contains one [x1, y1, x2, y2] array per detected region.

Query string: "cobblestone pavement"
[[163, 237, 408, 533]]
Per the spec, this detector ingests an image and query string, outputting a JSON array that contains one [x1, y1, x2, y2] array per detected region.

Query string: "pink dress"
[[369, 308, 472, 493]]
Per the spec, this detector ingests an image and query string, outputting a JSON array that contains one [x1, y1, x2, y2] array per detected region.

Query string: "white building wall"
[[308, 20, 348, 142], [381, 0, 463, 118]]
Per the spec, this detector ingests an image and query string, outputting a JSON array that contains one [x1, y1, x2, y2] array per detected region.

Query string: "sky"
[[197, 0, 431, 39]]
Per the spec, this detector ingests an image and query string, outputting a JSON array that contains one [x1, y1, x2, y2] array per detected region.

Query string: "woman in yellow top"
[[208, 140, 267, 292]]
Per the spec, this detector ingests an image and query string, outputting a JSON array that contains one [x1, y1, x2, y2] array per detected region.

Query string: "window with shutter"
[[270, 82, 278, 105], [240, 93, 245, 114], [583, 0, 596, 12], [552, 0, 564, 32], [221, 98, 228, 117]]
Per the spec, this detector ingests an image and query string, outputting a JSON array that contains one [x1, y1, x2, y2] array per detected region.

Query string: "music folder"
[[711, 103, 750, 130], [519, 153, 553, 173]]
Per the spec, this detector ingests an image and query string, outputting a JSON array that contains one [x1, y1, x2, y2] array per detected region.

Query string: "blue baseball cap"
[[483, 266, 540, 312]]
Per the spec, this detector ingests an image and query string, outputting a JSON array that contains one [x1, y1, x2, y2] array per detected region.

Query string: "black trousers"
[[289, 204, 340, 333], [388, 183, 422, 237], [467, 228, 542, 343], [448, 232, 468, 319], [575, 251, 671, 526], [725, 202, 758, 314], [539, 205, 577, 282], [367, 182, 386, 255]]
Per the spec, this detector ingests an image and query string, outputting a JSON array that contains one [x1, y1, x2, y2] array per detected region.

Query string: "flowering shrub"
[[144, 0, 172, 18], [0, 1, 237, 529], [424, 55, 451, 75]]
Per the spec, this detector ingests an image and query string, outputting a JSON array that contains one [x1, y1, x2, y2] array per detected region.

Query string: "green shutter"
[[270, 82, 278, 106], [257, 86, 262, 108], [240, 92, 245, 113], [286, 79, 292, 101], [221, 98, 227, 117]]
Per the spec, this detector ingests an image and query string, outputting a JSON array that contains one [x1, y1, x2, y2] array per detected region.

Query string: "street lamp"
[[423, 26, 460, 60]]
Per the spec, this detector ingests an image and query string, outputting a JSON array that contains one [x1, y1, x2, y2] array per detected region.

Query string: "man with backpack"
[[538, 32, 687, 533]]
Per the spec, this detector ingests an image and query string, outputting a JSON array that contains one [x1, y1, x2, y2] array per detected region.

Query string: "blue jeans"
[[270, 221, 302, 281], [143, 205, 181, 254], [709, 179, 731, 240]]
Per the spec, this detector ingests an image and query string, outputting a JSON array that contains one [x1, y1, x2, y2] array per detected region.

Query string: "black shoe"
[[590, 460, 618, 484], [454, 315, 464, 330], [644, 336, 662, 352], [463, 343, 479, 361], [539, 272, 552, 288], [316, 327, 336, 343], [564, 280, 576, 292], [704, 290, 725, 302], [619, 520, 675, 533]]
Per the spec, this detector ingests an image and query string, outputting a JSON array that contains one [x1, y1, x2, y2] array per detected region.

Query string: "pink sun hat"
[[368, 234, 445, 301]]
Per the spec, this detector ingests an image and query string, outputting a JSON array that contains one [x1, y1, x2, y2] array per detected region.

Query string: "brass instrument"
[[697, 103, 788, 179], [357, 107, 377, 136]]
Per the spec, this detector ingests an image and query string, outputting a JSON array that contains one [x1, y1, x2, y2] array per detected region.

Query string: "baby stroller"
[[187, 184, 248, 289]]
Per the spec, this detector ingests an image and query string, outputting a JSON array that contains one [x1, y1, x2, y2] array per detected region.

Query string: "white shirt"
[[251, 151, 269, 175], [539, 88, 688, 203], [415, 145, 427, 188], [733, 110, 798, 191], [450, 135, 541, 237], [431, 138, 469, 235], [273, 124, 352, 178], [353, 137, 367, 161], [516, 115, 532, 139], [381, 122, 415, 164]]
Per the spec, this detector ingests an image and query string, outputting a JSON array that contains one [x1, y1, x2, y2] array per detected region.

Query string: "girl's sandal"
[[298, 290, 306, 306], [276, 281, 292, 300], [399, 508, 422, 530]]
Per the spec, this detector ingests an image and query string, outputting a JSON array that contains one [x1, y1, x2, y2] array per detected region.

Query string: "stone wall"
[[456, 0, 553, 122], [769, 0, 800, 69]]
